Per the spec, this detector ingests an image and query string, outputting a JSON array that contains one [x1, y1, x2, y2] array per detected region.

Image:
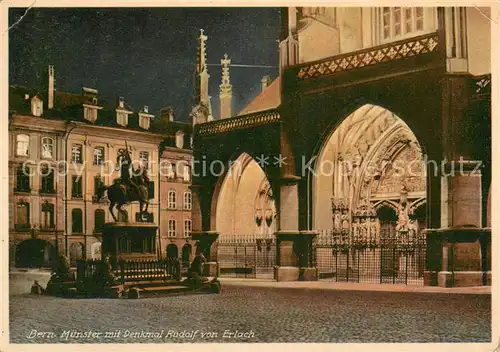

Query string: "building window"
[[72, 176, 82, 198], [184, 219, 192, 237], [41, 202, 54, 230], [147, 181, 154, 199], [166, 162, 175, 179], [381, 7, 425, 41], [40, 167, 55, 193], [93, 147, 105, 165], [168, 219, 176, 237], [183, 192, 192, 210], [94, 176, 104, 196], [94, 209, 105, 233], [72, 144, 83, 164], [41, 137, 54, 159], [16, 201, 30, 231], [16, 134, 30, 156], [183, 164, 191, 182], [15, 165, 30, 192], [168, 190, 176, 209], [139, 151, 149, 169], [72, 208, 83, 233]]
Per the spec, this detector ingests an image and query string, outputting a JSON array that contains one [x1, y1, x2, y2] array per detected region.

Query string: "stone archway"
[[69, 242, 84, 267], [313, 104, 427, 235], [167, 244, 178, 259], [91, 242, 102, 260], [312, 104, 427, 285], [15, 239, 56, 268], [212, 152, 277, 239]]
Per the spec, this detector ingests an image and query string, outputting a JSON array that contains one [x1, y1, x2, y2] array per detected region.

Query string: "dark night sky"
[[9, 7, 282, 121]]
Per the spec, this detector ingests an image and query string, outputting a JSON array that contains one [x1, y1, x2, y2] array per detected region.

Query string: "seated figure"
[[187, 251, 208, 287]]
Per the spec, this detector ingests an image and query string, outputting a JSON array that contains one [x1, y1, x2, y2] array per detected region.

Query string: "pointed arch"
[[211, 152, 276, 238], [312, 103, 427, 232]]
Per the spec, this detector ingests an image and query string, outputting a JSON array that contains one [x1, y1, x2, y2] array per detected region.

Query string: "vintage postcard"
[[1, 2, 498, 351]]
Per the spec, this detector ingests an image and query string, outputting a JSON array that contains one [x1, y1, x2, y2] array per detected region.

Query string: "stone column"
[[274, 180, 318, 281], [425, 74, 491, 287]]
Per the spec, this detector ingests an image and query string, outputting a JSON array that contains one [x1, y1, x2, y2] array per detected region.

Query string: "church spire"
[[196, 29, 210, 107], [219, 53, 232, 119]]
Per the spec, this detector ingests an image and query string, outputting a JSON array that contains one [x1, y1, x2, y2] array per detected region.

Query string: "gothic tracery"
[[315, 104, 426, 238]]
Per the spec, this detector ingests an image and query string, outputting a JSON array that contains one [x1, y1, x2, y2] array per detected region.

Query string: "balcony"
[[39, 188, 56, 195], [14, 223, 31, 232], [14, 187, 31, 194], [195, 109, 280, 136], [293, 32, 440, 81]]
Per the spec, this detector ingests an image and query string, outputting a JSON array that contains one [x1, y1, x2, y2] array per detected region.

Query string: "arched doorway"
[[69, 242, 84, 267], [166, 244, 178, 259], [212, 153, 277, 278], [312, 104, 427, 285], [182, 244, 192, 268], [91, 242, 102, 260], [15, 239, 56, 268]]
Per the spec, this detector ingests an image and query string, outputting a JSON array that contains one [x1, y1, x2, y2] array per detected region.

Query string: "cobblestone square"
[[9, 285, 491, 343]]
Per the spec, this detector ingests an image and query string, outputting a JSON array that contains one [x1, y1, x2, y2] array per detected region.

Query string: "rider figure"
[[119, 148, 140, 198]]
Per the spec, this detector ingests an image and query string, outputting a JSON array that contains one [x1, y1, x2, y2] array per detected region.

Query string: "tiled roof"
[[8, 85, 192, 144], [238, 77, 281, 116]]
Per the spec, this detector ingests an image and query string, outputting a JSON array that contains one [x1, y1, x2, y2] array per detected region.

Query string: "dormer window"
[[175, 131, 185, 149], [31, 95, 43, 117], [138, 105, 154, 130], [116, 97, 133, 127], [117, 112, 128, 127]]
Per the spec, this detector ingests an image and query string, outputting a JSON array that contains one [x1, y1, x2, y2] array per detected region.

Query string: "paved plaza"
[[9, 282, 491, 343]]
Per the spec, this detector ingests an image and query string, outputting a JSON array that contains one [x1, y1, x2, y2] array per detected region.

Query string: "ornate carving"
[[190, 103, 211, 125], [196, 109, 280, 135], [297, 33, 439, 79]]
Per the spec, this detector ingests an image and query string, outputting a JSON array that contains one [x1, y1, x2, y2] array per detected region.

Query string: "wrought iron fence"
[[76, 257, 181, 287], [214, 235, 276, 279], [313, 229, 426, 285]]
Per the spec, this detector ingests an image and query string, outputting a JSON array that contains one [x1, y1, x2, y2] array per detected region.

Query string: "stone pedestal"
[[424, 228, 490, 287], [191, 231, 219, 277], [101, 222, 158, 263], [275, 231, 318, 281]]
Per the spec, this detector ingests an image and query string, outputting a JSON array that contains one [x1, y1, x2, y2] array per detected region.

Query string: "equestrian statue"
[[95, 143, 150, 222]]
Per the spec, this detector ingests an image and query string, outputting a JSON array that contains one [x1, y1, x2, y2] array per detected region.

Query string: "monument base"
[[204, 262, 219, 277], [102, 222, 158, 262]]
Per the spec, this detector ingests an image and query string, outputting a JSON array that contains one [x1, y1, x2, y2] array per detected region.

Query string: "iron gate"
[[313, 229, 426, 285], [215, 236, 276, 279]]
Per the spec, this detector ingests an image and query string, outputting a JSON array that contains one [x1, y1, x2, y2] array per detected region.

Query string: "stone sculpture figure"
[[94, 142, 150, 222]]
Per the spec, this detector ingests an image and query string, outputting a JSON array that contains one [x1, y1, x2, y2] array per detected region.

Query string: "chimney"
[[48, 65, 55, 109], [160, 106, 174, 122], [260, 75, 272, 92]]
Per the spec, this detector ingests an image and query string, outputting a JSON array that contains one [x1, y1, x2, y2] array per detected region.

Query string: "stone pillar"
[[425, 159, 490, 287], [274, 180, 318, 281], [424, 75, 491, 287], [191, 231, 219, 277]]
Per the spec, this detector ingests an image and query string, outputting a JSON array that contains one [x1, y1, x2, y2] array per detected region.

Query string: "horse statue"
[[95, 148, 150, 222]]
